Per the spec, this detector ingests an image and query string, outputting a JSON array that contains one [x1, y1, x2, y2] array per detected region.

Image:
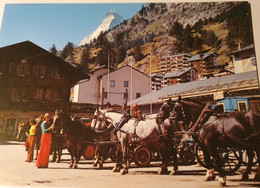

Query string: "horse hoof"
[[98, 164, 103, 168], [73, 165, 78, 169], [169, 170, 176, 176], [121, 169, 127, 175], [204, 176, 211, 181], [112, 166, 117, 172], [93, 164, 97, 167], [69, 165, 73, 168], [218, 177, 226, 187], [204, 169, 215, 181], [211, 174, 216, 180], [116, 166, 122, 172], [158, 168, 168, 175]]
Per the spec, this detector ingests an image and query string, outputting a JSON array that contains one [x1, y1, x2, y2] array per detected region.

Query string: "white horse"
[[91, 109, 178, 175]]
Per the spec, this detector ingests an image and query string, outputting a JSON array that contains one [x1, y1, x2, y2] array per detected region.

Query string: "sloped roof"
[[187, 52, 215, 62], [128, 71, 259, 106], [0, 41, 89, 81], [229, 44, 254, 54], [101, 64, 150, 78], [164, 68, 194, 78], [87, 65, 114, 75]]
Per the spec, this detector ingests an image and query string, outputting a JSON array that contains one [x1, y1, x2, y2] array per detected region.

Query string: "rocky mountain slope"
[[63, 2, 252, 75]]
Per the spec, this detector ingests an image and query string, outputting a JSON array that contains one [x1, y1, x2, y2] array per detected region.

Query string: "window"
[[33, 88, 44, 101], [33, 64, 46, 77], [124, 81, 128, 87], [6, 118, 16, 139], [17, 63, 30, 76], [9, 62, 17, 74], [45, 89, 53, 101], [136, 93, 141, 99], [110, 80, 115, 87], [237, 101, 248, 111]]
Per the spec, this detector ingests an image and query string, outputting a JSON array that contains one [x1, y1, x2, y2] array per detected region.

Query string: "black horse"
[[53, 110, 98, 168], [169, 96, 260, 186], [51, 112, 65, 163]]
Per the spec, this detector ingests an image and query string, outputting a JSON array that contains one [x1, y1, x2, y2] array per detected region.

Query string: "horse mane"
[[182, 99, 204, 109]]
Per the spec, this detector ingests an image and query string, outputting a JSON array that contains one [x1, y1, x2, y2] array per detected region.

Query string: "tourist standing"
[[25, 119, 37, 162], [36, 113, 53, 168]]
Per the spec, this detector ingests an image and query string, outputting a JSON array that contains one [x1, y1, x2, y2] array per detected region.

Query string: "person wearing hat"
[[36, 113, 54, 168]]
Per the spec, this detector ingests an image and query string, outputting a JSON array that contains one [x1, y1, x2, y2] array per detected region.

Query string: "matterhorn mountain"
[[79, 10, 124, 46]]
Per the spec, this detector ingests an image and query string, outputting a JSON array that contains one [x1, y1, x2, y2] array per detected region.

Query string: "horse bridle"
[[92, 110, 113, 133], [156, 102, 174, 124], [170, 102, 186, 121]]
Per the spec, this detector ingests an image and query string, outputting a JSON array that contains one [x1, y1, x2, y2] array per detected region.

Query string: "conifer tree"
[[49, 44, 58, 55], [61, 42, 74, 60], [169, 21, 183, 40], [133, 45, 144, 61], [182, 24, 193, 50], [80, 48, 90, 71]]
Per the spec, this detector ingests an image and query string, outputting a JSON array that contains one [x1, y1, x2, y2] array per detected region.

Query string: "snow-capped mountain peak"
[[79, 10, 124, 46]]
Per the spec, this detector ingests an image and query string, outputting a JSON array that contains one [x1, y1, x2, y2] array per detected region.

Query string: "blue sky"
[[0, 3, 145, 51]]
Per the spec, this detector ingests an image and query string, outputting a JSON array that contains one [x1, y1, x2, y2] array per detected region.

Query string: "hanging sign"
[[214, 91, 224, 100]]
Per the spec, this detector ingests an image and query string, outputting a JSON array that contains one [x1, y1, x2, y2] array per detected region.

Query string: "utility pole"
[[107, 53, 110, 99], [150, 49, 153, 114]]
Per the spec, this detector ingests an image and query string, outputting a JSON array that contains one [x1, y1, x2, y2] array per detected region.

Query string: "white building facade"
[[230, 44, 256, 74], [70, 66, 111, 104], [101, 65, 150, 106]]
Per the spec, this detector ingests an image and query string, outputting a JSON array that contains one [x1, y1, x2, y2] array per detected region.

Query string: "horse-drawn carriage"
[[18, 99, 259, 186]]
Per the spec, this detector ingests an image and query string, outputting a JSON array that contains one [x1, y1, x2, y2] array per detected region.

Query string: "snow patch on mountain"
[[79, 10, 124, 46]]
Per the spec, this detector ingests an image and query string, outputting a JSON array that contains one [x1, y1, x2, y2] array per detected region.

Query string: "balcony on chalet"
[[0, 98, 71, 112]]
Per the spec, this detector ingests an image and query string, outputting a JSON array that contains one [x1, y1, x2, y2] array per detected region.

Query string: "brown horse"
[[17, 120, 30, 142], [53, 110, 98, 168], [169, 96, 260, 186]]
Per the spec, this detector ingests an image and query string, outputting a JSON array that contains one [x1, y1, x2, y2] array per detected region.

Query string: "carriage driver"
[[131, 103, 142, 121], [114, 103, 142, 133]]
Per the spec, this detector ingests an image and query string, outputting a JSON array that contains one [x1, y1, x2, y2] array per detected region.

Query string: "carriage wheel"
[[218, 147, 242, 175], [84, 144, 96, 160], [194, 144, 209, 168], [194, 144, 242, 174], [179, 143, 195, 165], [134, 146, 152, 167], [241, 150, 258, 166]]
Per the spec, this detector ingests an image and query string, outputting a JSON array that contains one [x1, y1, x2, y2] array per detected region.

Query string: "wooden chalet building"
[[0, 41, 89, 140]]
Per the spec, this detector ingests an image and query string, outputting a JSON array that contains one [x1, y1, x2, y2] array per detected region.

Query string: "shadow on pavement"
[[0, 141, 24, 145]]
